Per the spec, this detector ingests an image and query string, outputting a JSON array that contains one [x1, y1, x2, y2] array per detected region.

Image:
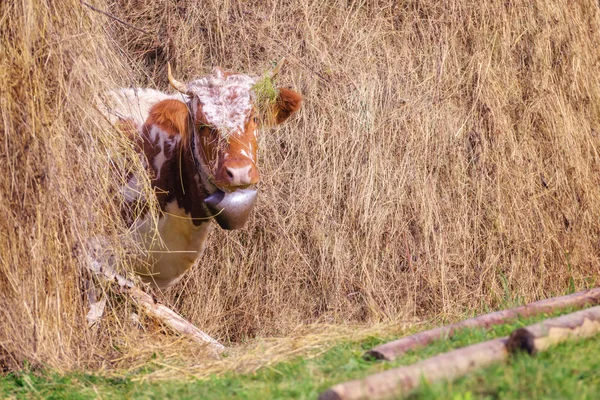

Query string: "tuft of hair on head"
[[252, 73, 280, 126]]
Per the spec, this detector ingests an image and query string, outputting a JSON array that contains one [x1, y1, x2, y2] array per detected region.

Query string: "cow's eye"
[[253, 116, 259, 124]]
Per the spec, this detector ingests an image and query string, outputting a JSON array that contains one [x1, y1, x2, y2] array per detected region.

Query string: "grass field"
[[2, 307, 598, 399]]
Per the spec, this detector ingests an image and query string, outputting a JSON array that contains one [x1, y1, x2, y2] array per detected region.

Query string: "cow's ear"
[[147, 99, 190, 140], [272, 88, 302, 125]]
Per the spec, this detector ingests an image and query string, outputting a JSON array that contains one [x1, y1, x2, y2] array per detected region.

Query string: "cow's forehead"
[[187, 69, 257, 138]]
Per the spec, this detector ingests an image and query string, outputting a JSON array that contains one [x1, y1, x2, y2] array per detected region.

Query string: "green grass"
[[2, 308, 599, 399]]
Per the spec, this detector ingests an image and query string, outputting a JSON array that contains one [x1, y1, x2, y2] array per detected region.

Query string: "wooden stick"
[[322, 304, 600, 400], [320, 338, 509, 400], [507, 305, 600, 354], [85, 278, 107, 327], [85, 256, 224, 355], [366, 287, 600, 361]]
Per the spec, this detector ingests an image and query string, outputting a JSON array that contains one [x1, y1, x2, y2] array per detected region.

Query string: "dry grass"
[[100, 321, 418, 381], [2, 0, 600, 374]]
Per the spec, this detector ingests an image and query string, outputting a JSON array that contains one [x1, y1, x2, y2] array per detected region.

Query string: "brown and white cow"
[[108, 66, 302, 289]]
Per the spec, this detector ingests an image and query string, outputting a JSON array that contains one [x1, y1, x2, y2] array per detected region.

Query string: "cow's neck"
[[149, 131, 212, 226]]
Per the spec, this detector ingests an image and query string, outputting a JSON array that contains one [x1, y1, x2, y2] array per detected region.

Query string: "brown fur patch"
[[273, 88, 303, 125], [147, 99, 190, 141]]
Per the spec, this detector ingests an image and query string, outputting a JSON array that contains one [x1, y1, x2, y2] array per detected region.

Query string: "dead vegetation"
[[1, 0, 600, 374]]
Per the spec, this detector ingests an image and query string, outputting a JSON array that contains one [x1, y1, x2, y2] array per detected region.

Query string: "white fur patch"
[[151, 126, 168, 177], [105, 88, 187, 127], [122, 175, 141, 202], [148, 126, 181, 179], [186, 69, 256, 138]]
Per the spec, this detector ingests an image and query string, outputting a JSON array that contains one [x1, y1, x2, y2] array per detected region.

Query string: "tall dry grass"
[[0, 0, 152, 371], [2, 0, 600, 372]]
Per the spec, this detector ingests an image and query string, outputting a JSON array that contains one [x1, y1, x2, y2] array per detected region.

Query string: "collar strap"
[[189, 125, 202, 172], [186, 100, 203, 173], [186, 103, 218, 191]]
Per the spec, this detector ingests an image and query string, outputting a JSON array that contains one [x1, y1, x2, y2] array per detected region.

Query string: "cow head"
[[167, 64, 302, 228]]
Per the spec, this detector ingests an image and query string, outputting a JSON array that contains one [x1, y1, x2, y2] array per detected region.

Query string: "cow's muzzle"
[[204, 189, 257, 230]]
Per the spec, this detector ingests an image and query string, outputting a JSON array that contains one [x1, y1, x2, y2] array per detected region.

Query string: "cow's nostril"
[[222, 164, 254, 186]]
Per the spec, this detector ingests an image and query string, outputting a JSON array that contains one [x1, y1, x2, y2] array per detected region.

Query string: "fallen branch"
[[507, 305, 600, 354], [321, 305, 600, 400], [85, 254, 224, 355], [320, 338, 509, 400], [366, 287, 600, 360]]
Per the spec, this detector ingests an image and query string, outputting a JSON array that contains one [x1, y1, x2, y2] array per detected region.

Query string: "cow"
[[106, 64, 302, 289]]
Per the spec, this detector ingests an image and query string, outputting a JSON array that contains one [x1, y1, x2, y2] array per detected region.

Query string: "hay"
[[2, 0, 600, 374], [0, 0, 154, 371], [252, 72, 280, 126]]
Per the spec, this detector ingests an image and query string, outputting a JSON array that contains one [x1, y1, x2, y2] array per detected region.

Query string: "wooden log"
[[85, 278, 108, 327], [366, 287, 600, 361], [506, 305, 600, 355], [85, 254, 224, 355], [321, 304, 600, 400], [320, 338, 509, 400]]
